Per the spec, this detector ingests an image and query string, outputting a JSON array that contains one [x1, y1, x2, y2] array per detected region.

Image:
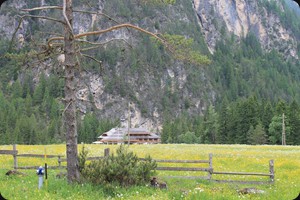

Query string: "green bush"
[[80, 145, 157, 187]]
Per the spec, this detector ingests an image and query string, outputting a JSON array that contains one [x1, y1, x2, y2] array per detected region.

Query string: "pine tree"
[[161, 121, 171, 143], [42, 87, 52, 117], [275, 100, 287, 115], [217, 98, 230, 143], [287, 100, 300, 145], [268, 115, 290, 145], [22, 73, 34, 98], [247, 123, 267, 145], [78, 113, 100, 143], [12, 127, 21, 144], [203, 105, 219, 144], [226, 105, 239, 144], [178, 131, 198, 144], [261, 101, 274, 138], [11, 81, 23, 99], [235, 97, 259, 144], [24, 92, 33, 117], [33, 79, 46, 105]]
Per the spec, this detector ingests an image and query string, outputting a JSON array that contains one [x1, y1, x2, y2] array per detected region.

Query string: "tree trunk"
[[64, 0, 80, 183]]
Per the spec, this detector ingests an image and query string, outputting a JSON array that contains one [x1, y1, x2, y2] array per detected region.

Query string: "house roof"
[[94, 127, 160, 144]]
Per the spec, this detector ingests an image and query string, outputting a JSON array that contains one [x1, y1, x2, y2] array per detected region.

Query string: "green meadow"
[[0, 144, 299, 199]]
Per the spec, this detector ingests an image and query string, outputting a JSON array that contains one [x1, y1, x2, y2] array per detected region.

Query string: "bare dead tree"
[[63, 0, 80, 183], [20, 0, 168, 183], [16, 0, 212, 183]]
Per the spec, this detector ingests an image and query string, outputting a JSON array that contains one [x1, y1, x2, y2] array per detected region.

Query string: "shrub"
[[79, 145, 157, 187], [78, 145, 88, 174]]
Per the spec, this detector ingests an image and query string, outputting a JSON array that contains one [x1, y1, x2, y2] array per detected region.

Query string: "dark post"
[[282, 113, 286, 145], [208, 153, 213, 180], [58, 156, 61, 168], [58, 156, 62, 175], [45, 163, 48, 180], [13, 144, 17, 170], [104, 148, 110, 157], [269, 160, 274, 182]]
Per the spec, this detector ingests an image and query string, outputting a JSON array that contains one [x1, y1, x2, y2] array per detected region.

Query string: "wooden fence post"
[[58, 155, 62, 174], [269, 160, 274, 182], [104, 148, 110, 157], [208, 153, 213, 180], [13, 144, 17, 170], [58, 156, 61, 168]]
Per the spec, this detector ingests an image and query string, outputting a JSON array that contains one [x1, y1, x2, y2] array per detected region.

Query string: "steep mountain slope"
[[0, 0, 215, 132], [0, 0, 299, 136], [194, 0, 299, 59]]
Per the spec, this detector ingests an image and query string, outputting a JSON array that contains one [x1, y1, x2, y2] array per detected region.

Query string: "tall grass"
[[0, 144, 299, 199]]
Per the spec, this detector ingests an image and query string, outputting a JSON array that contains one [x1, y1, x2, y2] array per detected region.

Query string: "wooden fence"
[[148, 153, 213, 180], [0, 145, 274, 184], [0, 144, 63, 170]]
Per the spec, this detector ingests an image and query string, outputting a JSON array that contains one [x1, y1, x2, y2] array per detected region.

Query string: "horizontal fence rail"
[[151, 154, 213, 179], [60, 156, 104, 162], [17, 154, 63, 158], [146, 159, 210, 163], [211, 159, 275, 184], [212, 171, 271, 176], [17, 166, 63, 170], [0, 150, 18, 155], [0, 145, 275, 184], [156, 167, 211, 171]]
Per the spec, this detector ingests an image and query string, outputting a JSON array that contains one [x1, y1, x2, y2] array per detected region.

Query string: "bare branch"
[[23, 46, 63, 68], [47, 36, 63, 43], [77, 24, 160, 41], [83, 0, 95, 10], [48, 23, 167, 48], [81, 53, 102, 65], [21, 14, 65, 24], [9, 17, 23, 51], [50, 42, 64, 47], [10, 14, 64, 51], [79, 44, 103, 52], [24, 55, 52, 69], [62, 102, 72, 116], [22, 5, 120, 26], [63, 0, 73, 35], [21, 6, 62, 12]]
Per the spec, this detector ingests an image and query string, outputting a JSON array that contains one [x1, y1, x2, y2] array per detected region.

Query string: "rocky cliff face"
[[0, 0, 299, 132], [194, 0, 299, 59], [0, 0, 214, 132]]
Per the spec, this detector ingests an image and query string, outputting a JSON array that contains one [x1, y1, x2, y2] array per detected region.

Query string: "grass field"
[[0, 144, 299, 199]]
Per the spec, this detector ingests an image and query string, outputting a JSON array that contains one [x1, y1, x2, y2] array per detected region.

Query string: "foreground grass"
[[0, 144, 300, 199]]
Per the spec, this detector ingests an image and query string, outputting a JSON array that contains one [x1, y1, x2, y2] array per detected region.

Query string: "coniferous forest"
[[1, 32, 300, 145]]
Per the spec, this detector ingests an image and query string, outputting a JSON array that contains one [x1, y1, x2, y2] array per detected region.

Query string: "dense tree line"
[[1, 29, 300, 145], [160, 20, 300, 146], [161, 96, 300, 145], [0, 71, 116, 145], [0, 72, 64, 144], [10, 69, 300, 146]]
